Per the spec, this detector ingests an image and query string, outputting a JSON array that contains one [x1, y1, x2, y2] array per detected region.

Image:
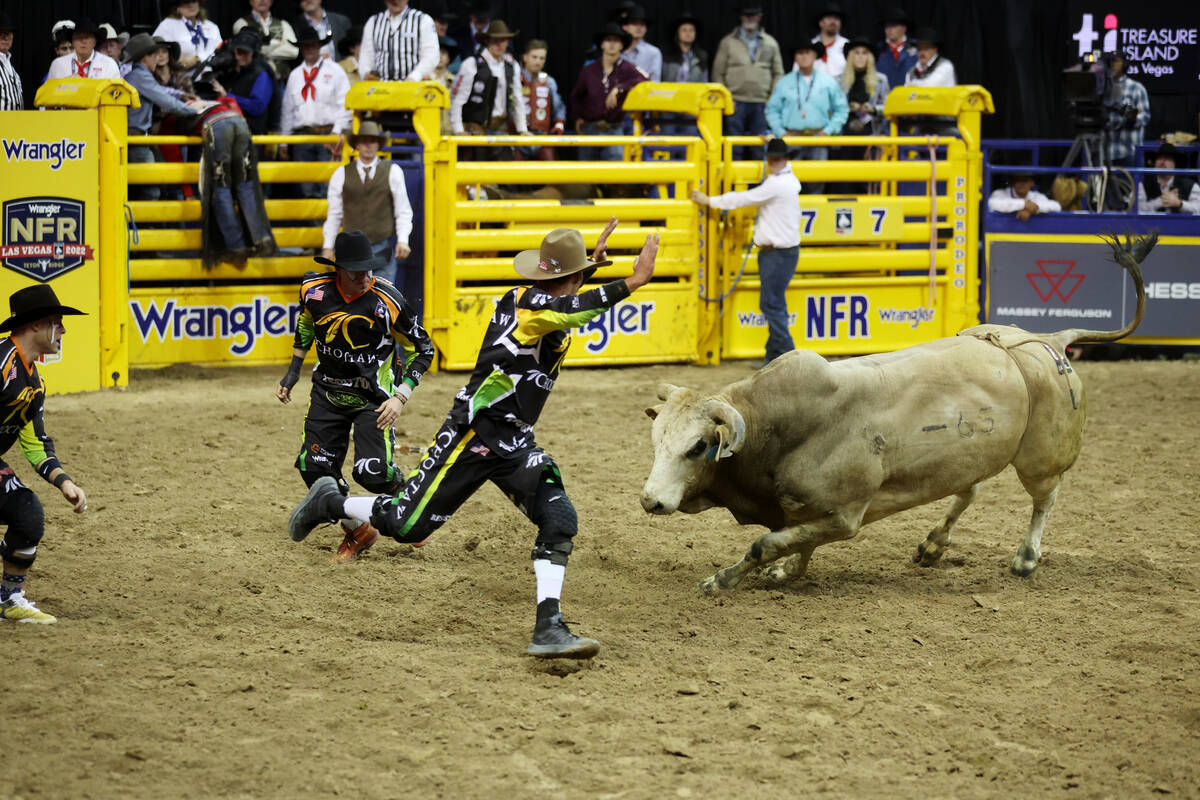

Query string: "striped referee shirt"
[[0, 51, 24, 110], [359, 5, 438, 82]]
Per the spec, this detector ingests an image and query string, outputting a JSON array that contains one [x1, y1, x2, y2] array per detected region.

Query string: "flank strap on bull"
[[961, 330, 1079, 411]]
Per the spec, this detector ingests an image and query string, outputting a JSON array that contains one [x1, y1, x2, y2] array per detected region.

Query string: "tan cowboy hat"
[[347, 121, 387, 148], [474, 20, 517, 45], [514, 228, 611, 281]]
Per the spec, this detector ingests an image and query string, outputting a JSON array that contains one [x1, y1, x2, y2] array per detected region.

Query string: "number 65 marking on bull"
[[800, 209, 817, 236], [869, 208, 887, 234]]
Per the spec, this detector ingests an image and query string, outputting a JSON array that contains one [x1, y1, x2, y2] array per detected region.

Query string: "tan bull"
[[641, 233, 1155, 593]]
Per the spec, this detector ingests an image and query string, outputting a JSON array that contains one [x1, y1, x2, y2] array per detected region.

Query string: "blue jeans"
[[371, 235, 398, 286], [725, 101, 768, 161], [207, 116, 271, 252], [578, 121, 623, 162], [758, 245, 800, 362], [788, 145, 829, 194]]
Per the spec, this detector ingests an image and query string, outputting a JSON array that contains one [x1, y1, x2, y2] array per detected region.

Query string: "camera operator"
[[1104, 51, 1150, 170]]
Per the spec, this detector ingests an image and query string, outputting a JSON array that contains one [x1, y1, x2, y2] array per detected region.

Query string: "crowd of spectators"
[[0, 1, 1185, 216]]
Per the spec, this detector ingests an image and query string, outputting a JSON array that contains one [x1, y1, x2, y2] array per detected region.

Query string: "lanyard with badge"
[[794, 71, 816, 117]]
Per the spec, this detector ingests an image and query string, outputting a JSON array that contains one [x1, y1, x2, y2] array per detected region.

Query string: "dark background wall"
[[3, 0, 1196, 143]]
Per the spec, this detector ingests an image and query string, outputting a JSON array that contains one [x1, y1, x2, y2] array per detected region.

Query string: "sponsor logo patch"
[[2, 197, 94, 282]]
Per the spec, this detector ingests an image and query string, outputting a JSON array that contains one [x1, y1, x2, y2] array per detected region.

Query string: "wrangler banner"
[[0, 111, 102, 393]]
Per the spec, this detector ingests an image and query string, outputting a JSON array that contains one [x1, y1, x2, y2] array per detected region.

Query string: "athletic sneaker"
[[332, 521, 379, 564], [527, 613, 600, 659], [288, 476, 343, 542], [1, 592, 57, 624]]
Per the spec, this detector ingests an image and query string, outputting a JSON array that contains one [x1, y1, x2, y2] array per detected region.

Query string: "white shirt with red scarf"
[[280, 57, 353, 136], [46, 51, 122, 81]]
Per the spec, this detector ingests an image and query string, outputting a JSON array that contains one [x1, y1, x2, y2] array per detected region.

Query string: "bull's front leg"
[[699, 509, 864, 594]]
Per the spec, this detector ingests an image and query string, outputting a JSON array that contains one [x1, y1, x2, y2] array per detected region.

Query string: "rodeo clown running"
[[290, 220, 659, 658], [276, 230, 435, 563], [0, 286, 88, 624]]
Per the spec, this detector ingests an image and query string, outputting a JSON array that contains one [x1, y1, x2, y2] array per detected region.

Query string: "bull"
[[641, 233, 1155, 593]]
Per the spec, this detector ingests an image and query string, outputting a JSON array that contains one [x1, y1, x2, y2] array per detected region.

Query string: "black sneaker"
[[288, 476, 343, 542], [526, 612, 601, 659]]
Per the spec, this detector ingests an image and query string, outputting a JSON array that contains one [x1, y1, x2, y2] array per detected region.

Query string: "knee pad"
[[0, 490, 45, 567], [532, 485, 577, 553]]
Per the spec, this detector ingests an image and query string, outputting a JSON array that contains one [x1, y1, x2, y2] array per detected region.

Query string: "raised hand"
[[626, 233, 659, 292], [592, 216, 618, 263]]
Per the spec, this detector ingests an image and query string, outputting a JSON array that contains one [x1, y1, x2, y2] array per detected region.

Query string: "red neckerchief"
[[74, 58, 91, 77], [301, 64, 319, 101], [888, 39, 906, 60]]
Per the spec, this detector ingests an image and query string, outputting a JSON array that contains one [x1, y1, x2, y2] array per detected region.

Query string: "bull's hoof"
[[914, 536, 945, 567], [764, 564, 790, 583], [698, 574, 729, 595], [1009, 545, 1039, 577]]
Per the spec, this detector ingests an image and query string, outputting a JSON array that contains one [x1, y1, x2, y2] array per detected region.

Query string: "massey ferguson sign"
[[987, 240, 1198, 338]]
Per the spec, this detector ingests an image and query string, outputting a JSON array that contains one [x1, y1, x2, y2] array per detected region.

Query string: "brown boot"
[[332, 521, 379, 564]]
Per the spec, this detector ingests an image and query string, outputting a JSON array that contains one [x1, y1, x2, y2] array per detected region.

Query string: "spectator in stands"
[[875, 7, 916, 92], [97, 24, 128, 67], [765, 41, 847, 194], [620, 5, 662, 82], [518, 39, 566, 160], [46, 19, 122, 81], [433, 35, 457, 89], [659, 12, 708, 134], [52, 22, 75, 61], [124, 34, 198, 202], [186, 83, 275, 266], [905, 28, 955, 87], [233, 0, 299, 81], [812, 3, 848, 80], [279, 25, 352, 199], [1138, 143, 1199, 214], [841, 37, 889, 136], [569, 23, 648, 162], [988, 172, 1061, 220], [1104, 52, 1150, 170], [153, 0, 221, 69], [0, 13, 22, 111], [427, 2, 461, 73], [338, 26, 363, 85], [218, 29, 274, 136], [450, 20, 528, 160], [322, 122, 414, 292], [450, 0, 491, 63], [360, 0, 439, 82], [713, 6, 784, 161], [690, 137, 801, 367], [294, 0, 350, 63]]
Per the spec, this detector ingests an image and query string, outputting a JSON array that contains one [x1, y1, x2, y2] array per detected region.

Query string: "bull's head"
[[641, 383, 746, 515]]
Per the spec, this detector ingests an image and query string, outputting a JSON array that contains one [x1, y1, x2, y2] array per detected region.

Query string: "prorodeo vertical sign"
[[0, 110, 101, 394]]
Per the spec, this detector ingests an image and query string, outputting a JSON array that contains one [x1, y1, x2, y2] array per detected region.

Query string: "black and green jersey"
[[0, 338, 62, 483], [293, 272, 435, 405], [448, 279, 631, 452]]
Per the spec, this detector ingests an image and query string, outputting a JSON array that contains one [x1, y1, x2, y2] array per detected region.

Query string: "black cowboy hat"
[[813, 3, 845, 25], [842, 36, 875, 57], [594, 23, 632, 50], [421, 0, 458, 24], [314, 230, 384, 273], [670, 11, 702, 39], [1149, 141, 1182, 167], [0, 12, 16, 31], [739, 6, 764, 15], [911, 27, 941, 47], [0, 285, 86, 333], [72, 19, 107, 43], [230, 27, 262, 53], [294, 23, 331, 48], [765, 137, 789, 160], [619, 4, 651, 25], [881, 6, 910, 26], [794, 39, 826, 59], [339, 24, 363, 53]]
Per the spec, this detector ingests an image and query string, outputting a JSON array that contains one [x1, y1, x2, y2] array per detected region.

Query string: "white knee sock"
[[533, 559, 565, 604], [342, 497, 377, 525]]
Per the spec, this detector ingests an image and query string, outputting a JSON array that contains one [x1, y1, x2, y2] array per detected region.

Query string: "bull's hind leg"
[[914, 483, 982, 567], [1010, 475, 1062, 577], [700, 507, 865, 594]]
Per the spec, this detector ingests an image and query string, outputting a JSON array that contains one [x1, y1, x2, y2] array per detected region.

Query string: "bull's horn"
[[704, 399, 746, 459], [656, 383, 685, 402]]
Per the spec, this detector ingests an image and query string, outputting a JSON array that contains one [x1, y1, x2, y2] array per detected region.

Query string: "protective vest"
[[342, 163, 396, 244], [462, 54, 518, 126], [521, 71, 553, 132]]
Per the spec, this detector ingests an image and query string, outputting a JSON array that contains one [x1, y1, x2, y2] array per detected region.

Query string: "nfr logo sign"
[[1, 197, 94, 282]]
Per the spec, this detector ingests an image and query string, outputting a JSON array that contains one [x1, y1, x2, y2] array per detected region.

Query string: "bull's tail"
[[1063, 231, 1157, 345]]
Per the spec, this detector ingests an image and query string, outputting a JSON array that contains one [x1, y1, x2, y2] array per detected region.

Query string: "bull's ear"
[[645, 404, 662, 420], [656, 383, 684, 402]]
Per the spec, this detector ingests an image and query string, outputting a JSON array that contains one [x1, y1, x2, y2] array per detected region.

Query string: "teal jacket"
[[764, 69, 848, 137]]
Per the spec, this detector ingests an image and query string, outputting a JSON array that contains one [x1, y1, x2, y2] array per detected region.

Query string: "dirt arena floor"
[[2, 356, 1198, 799]]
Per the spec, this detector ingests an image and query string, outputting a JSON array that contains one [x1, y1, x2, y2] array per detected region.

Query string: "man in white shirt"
[[279, 24, 352, 199], [691, 138, 802, 366], [905, 28, 956, 87], [323, 122, 415, 298], [1137, 143, 1200, 215], [450, 20, 529, 160], [811, 3, 849, 80], [360, 0, 439, 82], [45, 19, 122, 81], [987, 173, 1061, 221], [621, 5, 662, 81], [0, 12, 23, 110]]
